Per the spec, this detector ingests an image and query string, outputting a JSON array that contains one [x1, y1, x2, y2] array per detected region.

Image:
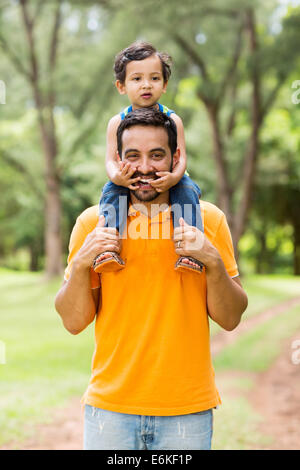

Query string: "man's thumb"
[[179, 217, 188, 227], [97, 214, 106, 227]]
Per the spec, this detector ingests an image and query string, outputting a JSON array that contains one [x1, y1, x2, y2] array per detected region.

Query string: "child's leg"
[[93, 182, 129, 273], [170, 175, 204, 274]]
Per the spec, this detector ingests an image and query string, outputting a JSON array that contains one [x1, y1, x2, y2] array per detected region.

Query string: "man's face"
[[121, 125, 178, 202]]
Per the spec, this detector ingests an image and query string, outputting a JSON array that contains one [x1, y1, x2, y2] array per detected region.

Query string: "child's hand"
[[150, 171, 177, 193], [114, 162, 140, 189]]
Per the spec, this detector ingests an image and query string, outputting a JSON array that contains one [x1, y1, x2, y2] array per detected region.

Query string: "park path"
[[248, 329, 300, 450], [2, 296, 300, 450]]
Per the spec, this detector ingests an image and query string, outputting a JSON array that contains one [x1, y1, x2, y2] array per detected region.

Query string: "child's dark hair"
[[117, 108, 177, 157], [114, 41, 172, 84]]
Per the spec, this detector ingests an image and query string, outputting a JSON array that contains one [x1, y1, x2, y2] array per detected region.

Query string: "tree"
[[0, 0, 118, 276], [121, 0, 300, 256]]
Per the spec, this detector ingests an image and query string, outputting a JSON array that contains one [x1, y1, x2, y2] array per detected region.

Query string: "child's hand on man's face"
[[150, 171, 176, 193], [114, 161, 140, 189]]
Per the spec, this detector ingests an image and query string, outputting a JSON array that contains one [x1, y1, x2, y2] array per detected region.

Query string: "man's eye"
[[152, 154, 163, 159]]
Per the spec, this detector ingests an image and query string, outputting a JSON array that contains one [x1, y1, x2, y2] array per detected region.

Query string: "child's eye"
[[152, 77, 160, 81], [133, 77, 140, 81]]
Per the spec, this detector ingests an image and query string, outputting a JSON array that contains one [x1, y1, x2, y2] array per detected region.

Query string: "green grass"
[[212, 375, 271, 450], [0, 270, 94, 445], [213, 303, 300, 372], [209, 274, 300, 336]]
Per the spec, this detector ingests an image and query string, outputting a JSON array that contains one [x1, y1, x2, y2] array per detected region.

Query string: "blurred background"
[[0, 0, 300, 450]]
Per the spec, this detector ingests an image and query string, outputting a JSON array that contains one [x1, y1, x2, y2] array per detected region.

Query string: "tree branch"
[[31, 0, 45, 27], [172, 33, 209, 81], [261, 73, 288, 118], [47, 0, 62, 110], [233, 8, 262, 245], [217, 21, 244, 105], [0, 150, 44, 198], [200, 7, 240, 19], [48, 1, 61, 74], [0, 31, 32, 80], [19, 0, 45, 120]]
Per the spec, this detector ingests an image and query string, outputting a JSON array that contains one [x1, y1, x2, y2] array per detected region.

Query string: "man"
[[55, 108, 248, 450]]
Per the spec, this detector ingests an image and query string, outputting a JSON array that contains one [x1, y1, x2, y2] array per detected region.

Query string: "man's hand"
[[173, 217, 220, 269], [74, 215, 122, 270], [113, 161, 140, 189], [150, 171, 176, 193]]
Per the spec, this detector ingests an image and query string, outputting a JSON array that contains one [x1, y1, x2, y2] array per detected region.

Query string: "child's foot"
[[175, 256, 204, 274], [93, 251, 125, 273]]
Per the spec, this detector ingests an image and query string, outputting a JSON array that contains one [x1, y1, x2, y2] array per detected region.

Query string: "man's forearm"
[[55, 261, 97, 335], [205, 257, 248, 331]]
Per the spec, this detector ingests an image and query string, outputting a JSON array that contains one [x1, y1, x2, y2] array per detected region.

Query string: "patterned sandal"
[[93, 251, 125, 273], [175, 256, 204, 274]]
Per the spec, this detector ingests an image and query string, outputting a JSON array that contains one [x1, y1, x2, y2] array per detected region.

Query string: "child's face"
[[116, 54, 168, 109]]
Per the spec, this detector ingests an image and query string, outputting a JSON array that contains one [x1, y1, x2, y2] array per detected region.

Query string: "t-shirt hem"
[[81, 394, 222, 416]]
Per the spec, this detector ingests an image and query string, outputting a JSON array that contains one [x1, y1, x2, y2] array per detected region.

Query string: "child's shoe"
[[93, 252, 125, 273], [175, 256, 204, 274]]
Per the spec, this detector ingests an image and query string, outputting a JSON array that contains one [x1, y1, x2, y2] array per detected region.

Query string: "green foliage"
[[1, 0, 300, 272]]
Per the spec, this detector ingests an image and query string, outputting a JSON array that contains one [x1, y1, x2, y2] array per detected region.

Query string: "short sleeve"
[[64, 216, 100, 289], [212, 214, 239, 278]]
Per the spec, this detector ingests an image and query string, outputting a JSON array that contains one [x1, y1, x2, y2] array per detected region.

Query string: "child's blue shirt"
[[120, 103, 175, 121]]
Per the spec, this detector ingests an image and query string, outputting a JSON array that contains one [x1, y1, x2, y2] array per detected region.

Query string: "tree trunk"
[[40, 123, 62, 277], [256, 230, 267, 274], [205, 103, 233, 226], [29, 244, 39, 271], [293, 221, 300, 276], [20, 0, 63, 278], [231, 8, 262, 254]]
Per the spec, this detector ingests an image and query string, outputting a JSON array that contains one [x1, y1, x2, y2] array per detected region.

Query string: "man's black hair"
[[116, 108, 177, 158]]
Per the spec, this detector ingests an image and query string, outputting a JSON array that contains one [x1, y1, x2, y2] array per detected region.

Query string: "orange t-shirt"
[[64, 201, 239, 416]]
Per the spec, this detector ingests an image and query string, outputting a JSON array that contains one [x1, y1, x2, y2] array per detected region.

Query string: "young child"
[[93, 41, 204, 274]]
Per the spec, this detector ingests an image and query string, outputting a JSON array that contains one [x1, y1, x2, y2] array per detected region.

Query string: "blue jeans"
[[99, 175, 203, 236], [84, 405, 213, 450]]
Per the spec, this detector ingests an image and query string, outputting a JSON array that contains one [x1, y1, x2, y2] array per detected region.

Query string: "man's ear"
[[115, 80, 126, 95], [172, 148, 180, 171]]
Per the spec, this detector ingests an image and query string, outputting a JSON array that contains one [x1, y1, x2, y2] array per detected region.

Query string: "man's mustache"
[[132, 172, 158, 180]]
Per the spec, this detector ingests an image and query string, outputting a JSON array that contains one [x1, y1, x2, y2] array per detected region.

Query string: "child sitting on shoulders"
[[94, 41, 204, 274]]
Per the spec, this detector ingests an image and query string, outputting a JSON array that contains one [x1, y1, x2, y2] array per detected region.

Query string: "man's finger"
[[97, 215, 106, 227], [98, 232, 119, 241], [173, 223, 190, 237], [179, 217, 190, 227]]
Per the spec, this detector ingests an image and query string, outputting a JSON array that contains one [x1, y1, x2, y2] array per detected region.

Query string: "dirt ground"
[[249, 329, 300, 450], [2, 297, 300, 450]]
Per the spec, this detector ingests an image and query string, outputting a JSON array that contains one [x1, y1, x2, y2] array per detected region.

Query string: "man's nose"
[[136, 158, 154, 174]]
